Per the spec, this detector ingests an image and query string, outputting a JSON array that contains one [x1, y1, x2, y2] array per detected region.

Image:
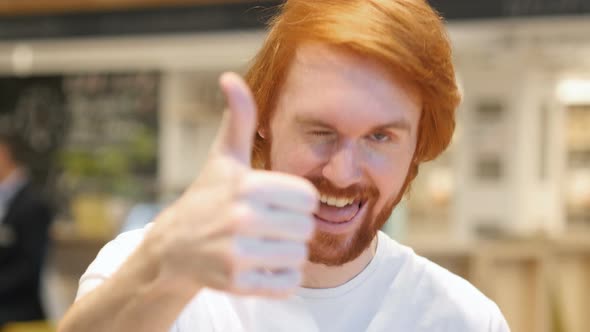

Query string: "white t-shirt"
[[77, 227, 510, 332]]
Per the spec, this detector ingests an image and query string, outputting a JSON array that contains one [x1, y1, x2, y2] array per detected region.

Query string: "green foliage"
[[59, 125, 156, 198]]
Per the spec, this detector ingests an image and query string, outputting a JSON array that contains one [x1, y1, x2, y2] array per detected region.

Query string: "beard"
[[259, 137, 412, 267], [305, 176, 400, 266]]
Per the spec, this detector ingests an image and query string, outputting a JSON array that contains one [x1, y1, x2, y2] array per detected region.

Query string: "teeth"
[[327, 196, 337, 206], [335, 198, 349, 207], [319, 194, 354, 207]]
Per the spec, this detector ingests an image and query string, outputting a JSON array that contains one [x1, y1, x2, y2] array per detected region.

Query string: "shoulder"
[[85, 226, 149, 276], [414, 256, 507, 330], [76, 225, 151, 300], [378, 234, 509, 331]]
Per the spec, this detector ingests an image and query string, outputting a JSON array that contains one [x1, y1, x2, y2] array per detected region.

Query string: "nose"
[[322, 140, 363, 188]]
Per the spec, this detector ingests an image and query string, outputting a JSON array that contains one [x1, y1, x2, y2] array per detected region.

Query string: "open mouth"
[[314, 194, 366, 225]]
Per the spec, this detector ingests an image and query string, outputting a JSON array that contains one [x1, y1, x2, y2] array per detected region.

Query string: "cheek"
[[367, 149, 414, 215], [270, 133, 323, 176]]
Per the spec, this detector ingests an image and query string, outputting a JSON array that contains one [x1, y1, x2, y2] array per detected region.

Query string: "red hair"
[[246, 0, 460, 184]]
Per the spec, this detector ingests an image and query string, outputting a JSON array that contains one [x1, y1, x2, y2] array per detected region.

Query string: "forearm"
[[58, 241, 200, 332]]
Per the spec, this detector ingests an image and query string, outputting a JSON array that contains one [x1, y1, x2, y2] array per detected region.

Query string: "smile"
[[314, 195, 367, 234], [319, 194, 356, 208]]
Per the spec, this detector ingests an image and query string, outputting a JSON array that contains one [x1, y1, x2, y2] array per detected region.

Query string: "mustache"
[[306, 176, 379, 202]]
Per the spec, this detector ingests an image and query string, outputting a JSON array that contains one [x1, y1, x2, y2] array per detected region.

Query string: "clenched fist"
[[146, 72, 319, 298]]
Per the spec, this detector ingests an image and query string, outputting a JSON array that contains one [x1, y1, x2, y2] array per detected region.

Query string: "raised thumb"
[[214, 72, 257, 165]]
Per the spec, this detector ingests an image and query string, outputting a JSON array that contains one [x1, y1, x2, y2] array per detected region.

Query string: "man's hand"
[[147, 72, 318, 298]]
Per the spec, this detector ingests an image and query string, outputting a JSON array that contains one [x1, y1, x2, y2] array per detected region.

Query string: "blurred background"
[[0, 1, 588, 332]]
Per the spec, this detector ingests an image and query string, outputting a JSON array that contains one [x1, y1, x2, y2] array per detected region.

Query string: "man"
[[59, 0, 510, 331], [0, 134, 54, 327]]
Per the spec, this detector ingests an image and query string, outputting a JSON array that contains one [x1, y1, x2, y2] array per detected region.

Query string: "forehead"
[[275, 43, 422, 132]]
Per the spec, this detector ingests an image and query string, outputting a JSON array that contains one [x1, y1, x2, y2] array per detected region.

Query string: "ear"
[[257, 127, 267, 139]]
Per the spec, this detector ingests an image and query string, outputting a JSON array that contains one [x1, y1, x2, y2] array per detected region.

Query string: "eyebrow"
[[294, 115, 412, 134]]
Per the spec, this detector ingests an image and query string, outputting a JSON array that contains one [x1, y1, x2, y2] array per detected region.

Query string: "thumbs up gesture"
[[146, 73, 319, 298]]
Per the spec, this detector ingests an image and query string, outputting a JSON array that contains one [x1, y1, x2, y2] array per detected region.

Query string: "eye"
[[368, 132, 391, 142], [310, 130, 333, 137]]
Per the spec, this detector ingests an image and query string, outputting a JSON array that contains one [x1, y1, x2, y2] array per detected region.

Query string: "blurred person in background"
[[60, 0, 509, 331], [0, 133, 54, 327]]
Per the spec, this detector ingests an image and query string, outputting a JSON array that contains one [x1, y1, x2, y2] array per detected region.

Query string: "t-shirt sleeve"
[[75, 226, 150, 301], [76, 224, 228, 332], [488, 303, 511, 332], [73, 224, 219, 332]]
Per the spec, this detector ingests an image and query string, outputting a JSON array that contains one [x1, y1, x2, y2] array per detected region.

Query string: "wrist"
[[138, 209, 203, 298]]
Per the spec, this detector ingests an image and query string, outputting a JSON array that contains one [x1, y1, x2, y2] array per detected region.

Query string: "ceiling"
[[0, 15, 588, 76], [0, 0, 259, 16]]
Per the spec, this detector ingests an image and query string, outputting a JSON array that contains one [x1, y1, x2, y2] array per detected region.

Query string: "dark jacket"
[[0, 182, 54, 326]]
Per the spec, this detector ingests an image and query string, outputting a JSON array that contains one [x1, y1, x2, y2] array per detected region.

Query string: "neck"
[[301, 235, 378, 289]]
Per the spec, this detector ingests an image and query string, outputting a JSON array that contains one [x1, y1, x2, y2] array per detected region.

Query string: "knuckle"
[[273, 243, 306, 265], [295, 183, 319, 211], [292, 176, 318, 197], [297, 215, 315, 236], [235, 172, 255, 198], [229, 202, 256, 231], [304, 181, 320, 198], [289, 216, 314, 239], [299, 244, 309, 260], [292, 244, 308, 263]]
